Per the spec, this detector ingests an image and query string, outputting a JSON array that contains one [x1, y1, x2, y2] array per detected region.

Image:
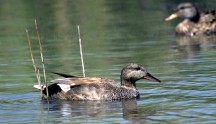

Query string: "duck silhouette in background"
[[165, 2, 216, 36], [34, 63, 160, 100]]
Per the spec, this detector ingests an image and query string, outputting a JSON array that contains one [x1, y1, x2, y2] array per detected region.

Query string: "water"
[[0, 0, 216, 123]]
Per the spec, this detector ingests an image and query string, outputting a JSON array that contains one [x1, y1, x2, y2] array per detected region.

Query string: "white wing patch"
[[33, 85, 45, 90], [57, 84, 71, 92]]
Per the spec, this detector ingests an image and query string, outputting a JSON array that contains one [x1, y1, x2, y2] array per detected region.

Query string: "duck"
[[164, 2, 216, 36], [33, 63, 161, 100]]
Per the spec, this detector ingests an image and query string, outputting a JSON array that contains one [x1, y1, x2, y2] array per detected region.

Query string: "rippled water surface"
[[0, 0, 216, 123]]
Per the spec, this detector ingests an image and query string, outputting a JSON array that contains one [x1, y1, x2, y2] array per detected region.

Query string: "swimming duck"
[[34, 63, 161, 100], [164, 2, 216, 36]]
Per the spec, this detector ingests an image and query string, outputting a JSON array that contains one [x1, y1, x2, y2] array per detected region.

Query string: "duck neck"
[[121, 79, 137, 89], [190, 12, 200, 23]]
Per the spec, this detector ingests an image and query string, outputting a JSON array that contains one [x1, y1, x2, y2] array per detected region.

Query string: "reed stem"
[[77, 25, 85, 77], [37, 69, 44, 99], [35, 20, 49, 98], [26, 29, 43, 98]]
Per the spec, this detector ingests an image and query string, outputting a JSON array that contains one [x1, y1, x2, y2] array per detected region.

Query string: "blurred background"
[[0, 0, 216, 123]]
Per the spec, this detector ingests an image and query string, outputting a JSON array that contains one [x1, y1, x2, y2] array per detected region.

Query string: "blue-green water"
[[0, 0, 216, 123]]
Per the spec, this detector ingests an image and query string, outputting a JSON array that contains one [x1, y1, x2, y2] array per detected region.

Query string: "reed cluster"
[[26, 21, 86, 99], [26, 20, 48, 99]]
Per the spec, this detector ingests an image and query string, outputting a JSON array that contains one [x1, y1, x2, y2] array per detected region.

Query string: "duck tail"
[[33, 84, 46, 90]]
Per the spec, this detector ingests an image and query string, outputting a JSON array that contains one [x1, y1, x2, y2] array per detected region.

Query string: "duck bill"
[[164, 13, 179, 21], [143, 72, 161, 82]]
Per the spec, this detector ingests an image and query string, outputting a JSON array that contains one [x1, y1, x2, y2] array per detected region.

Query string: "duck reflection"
[[173, 35, 216, 60], [41, 99, 157, 123], [121, 99, 154, 123]]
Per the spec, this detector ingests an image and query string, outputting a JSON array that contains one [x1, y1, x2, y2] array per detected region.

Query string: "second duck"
[[165, 2, 216, 36]]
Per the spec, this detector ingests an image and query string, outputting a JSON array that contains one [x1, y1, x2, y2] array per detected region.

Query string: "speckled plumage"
[[51, 78, 138, 100], [34, 63, 161, 100]]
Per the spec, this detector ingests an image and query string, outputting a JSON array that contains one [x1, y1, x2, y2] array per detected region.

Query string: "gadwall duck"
[[164, 2, 216, 36], [34, 63, 160, 100]]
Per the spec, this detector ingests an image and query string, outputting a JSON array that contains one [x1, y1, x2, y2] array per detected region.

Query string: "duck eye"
[[180, 7, 185, 10], [134, 67, 140, 70]]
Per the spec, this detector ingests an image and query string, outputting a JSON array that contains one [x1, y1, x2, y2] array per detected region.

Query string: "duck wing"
[[200, 10, 216, 23], [194, 10, 216, 35], [51, 77, 103, 86], [49, 77, 103, 92], [52, 72, 81, 78]]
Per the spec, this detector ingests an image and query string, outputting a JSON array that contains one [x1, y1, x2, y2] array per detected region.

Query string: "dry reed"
[[34, 20, 49, 98], [26, 29, 43, 98], [77, 25, 86, 77]]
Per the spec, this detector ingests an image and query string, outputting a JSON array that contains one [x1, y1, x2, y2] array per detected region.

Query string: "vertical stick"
[[77, 25, 85, 77], [35, 20, 49, 98], [37, 69, 44, 99], [26, 29, 43, 98]]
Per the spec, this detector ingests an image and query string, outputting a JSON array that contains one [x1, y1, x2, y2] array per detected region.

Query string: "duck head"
[[120, 63, 161, 88], [165, 2, 200, 22]]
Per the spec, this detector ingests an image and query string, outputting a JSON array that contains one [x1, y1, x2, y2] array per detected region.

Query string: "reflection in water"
[[173, 35, 216, 61], [177, 35, 216, 47], [41, 99, 156, 123]]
